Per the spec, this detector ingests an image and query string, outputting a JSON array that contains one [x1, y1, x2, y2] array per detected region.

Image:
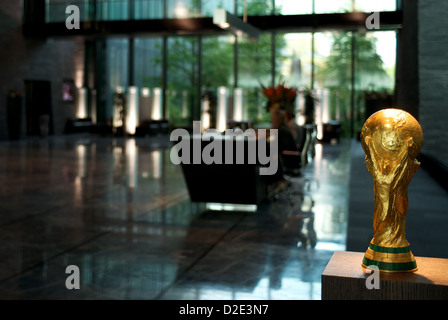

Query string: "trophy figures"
[[360, 108, 423, 272]]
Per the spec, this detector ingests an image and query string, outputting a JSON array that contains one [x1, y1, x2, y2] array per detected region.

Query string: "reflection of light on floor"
[[76, 144, 86, 178], [151, 150, 163, 179], [313, 142, 323, 180], [205, 203, 257, 212], [313, 241, 345, 251], [189, 277, 321, 300], [74, 175, 83, 205], [126, 139, 138, 188], [313, 203, 347, 241]]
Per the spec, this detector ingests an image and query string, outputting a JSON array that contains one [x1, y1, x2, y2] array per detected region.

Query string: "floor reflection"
[[0, 134, 351, 300], [162, 198, 321, 300]]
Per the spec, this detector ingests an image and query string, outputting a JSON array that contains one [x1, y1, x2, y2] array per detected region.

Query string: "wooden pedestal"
[[321, 251, 448, 300]]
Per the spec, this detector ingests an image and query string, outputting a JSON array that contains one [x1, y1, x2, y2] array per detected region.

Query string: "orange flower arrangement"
[[262, 83, 297, 112]]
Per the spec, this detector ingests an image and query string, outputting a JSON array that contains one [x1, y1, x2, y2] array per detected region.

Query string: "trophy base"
[[362, 242, 418, 272]]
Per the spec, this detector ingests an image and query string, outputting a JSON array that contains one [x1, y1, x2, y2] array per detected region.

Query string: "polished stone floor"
[[0, 134, 351, 300], [0, 134, 374, 299]]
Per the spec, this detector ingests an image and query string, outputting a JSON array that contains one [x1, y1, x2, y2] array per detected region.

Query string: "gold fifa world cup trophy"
[[360, 108, 423, 272]]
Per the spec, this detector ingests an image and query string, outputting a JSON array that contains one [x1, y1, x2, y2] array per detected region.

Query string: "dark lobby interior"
[[0, 0, 447, 301]]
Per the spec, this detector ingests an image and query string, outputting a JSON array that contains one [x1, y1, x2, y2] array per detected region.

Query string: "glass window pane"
[[107, 38, 129, 89], [134, 0, 164, 19], [236, 0, 273, 16], [201, 35, 234, 129], [201, 0, 235, 16], [166, 0, 200, 18], [48, 0, 88, 23], [374, 31, 396, 90], [279, 33, 313, 89], [276, 32, 313, 127], [276, 0, 313, 15], [355, 0, 396, 12], [314, 31, 350, 138], [355, 31, 395, 92], [238, 33, 274, 124], [359, 30, 396, 126], [97, 0, 129, 21], [105, 38, 129, 121], [313, 30, 396, 137], [202, 35, 234, 88], [133, 38, 163, 88], [202, 0, 273, 17], [314, 0, 353, 14], [133, 37, 163, 126], [167, 36, 199, 126]]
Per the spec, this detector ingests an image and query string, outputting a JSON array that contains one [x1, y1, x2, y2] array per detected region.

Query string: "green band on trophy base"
[[362, 256, 417, 272], [362, 244, 418, 272], [368, 243, 411, 254]]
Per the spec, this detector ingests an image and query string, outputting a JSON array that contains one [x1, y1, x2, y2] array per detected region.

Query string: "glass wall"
[[46, 0, 91, 22], [166, 0, 200, 18], [276, 0, 396, 15], [166, 36, 200, 126], [133, 0, 164, 19], [97, 0, 130, 20], [200, 35, 234, 129], [133, 37, 163, 89], [238, 33, 274, 124], [314, 0, 354, 13], [313, 0, 396, 13], [105, 38, 129, 121], [202, 36, 234, 88], [99, 31, 395, 136], [201, 0, 235, 16], [355, 0, 397, 12], [277, 32, 313, 126], [45, 0, 397, 23], [275, 29, 396, 138], [237, 0, 273, 16], [317, 30, 395, 137], [68, 0, 398, 137]]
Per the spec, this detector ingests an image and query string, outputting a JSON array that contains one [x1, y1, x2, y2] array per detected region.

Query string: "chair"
[[301, 124, 317, 167], [277, 124, 318, 201], [276, 148, 318, 250]]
